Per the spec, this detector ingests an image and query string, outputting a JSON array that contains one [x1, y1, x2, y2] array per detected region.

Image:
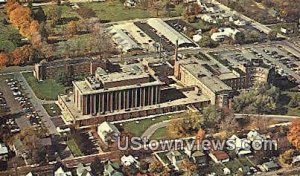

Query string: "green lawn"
[[66, 138, 83, 157], [80, 1, 183, 22], [0, 10, 20, 52], [150, 127, 168, 140], [22, 72, 70, 100], [42, 5, 81, 19], [43, 103, 62, 117], [122, 115, 172, 137]]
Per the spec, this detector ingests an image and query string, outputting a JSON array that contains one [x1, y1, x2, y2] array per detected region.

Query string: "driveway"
[[141, 120, 170, 139]]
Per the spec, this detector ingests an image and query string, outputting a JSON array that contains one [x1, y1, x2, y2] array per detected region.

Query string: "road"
[[14, 72, 58, 135], [235, 113, 300, 121]]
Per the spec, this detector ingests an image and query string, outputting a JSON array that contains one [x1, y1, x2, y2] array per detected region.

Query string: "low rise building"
[[97, 122, 120, 144]]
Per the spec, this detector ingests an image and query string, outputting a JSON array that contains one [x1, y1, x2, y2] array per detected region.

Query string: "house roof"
[[38, 137, 52, 146], [0, 143, 8, 155], [121, 155, 138, 167], [263, 161, 279, 169], [211, 150, 229, 161]]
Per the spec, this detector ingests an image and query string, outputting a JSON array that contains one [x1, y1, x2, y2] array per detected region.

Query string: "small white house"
[[97, 122, 120, 145], [201, 14, 217, 24], [0, 143, 8, 160], [223, 168, 231, 175], [121, 155, 139, 168], [76, 163, 92, 176], [54, 167, 72, 176], [280, 27, 294, 34], [211, 27, 240, 42], [228, 135, 252, 156]]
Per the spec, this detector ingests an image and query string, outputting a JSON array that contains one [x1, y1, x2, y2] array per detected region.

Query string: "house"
[[97, 122, 120, 145], [209, 150, 229, 163], [261, 161, 280, 172], [124, 0, 136, 7], [211, 28, 240, 42], [184, 146, 207, 165], [292, 155, 300, 165], [280, 27, 294, 34], [54, 167, 73, 176], [0, 143, 8, 160], [228, 135, 251, 156], [76, 163, 92, 176], [247, 130, 266, 142], [166, 151, 185, 170], [26, 172, 35, 176], [223, 167, 231, 175], [233, 20, 246, 26], [201, 14, 217, 24], [121, 155, 139, 168], [0, 0, 6, 4], [193, 34, 202, 42], [104, 161, 123, 176]]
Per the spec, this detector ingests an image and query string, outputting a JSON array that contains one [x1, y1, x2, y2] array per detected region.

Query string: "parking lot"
[[0, 74, 47, 133], [249, 45, 300, 83]]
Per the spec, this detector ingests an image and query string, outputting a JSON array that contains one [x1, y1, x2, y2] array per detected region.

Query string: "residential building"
[[184, 146, 207, 165], [228, 135, 252, 156], [166, 151, 185, 170], [211, 27, 240, 42], [121, 155, 140, 168], [104, 161, 123, 176], [97, 122, 120, 144], [54, 167, 72, 176], [209, 150, 230, 163], [76, 163, 92, 176], [0, 143, 8, 160], [261, 161, 280, 172]]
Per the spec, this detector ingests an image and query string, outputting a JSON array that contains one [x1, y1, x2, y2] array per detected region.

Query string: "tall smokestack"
[[174, 40, 178, 61]]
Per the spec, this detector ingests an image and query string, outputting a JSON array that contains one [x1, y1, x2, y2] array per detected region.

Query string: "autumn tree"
[[196, 128, 205, 143], [180, 159, 197, 176], [287, 119, 300, 150], [0, 53, 10, 67], [11, 45, 35, 65], [278, 149, 296, 166], [66, 21, 78, 37], [202, 105, 220, 127]]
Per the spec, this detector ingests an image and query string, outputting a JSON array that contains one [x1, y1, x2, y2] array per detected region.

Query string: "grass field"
[[43, 103, 62, 117], [80, 1, 183, 22], [22, 72, 70, 100], [150, 127, 168, 140], [42, 5, 81, 19], [0, 10, 20, 52], [122, 115, 172, 137], [66, 138, 83, 157]]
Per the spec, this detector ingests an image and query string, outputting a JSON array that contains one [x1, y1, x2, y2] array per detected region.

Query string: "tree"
[[153, 1, 163, 17], [91, 158, 104, 175], [180, 159, 197, 176], [168, 112, 203, 138], [289, 93, 300, 108], [149, 160, 164, 174], [33, 6, 46, 22], [278, 149, 295, 166], [234, 31, 245, 44], [202, 105, 220, 127], [196, 128, 205, 143], [66, 21, 78, 37], [11, 45, 35, 65], [29, 20, 40, 36], [0, 52, 10, 67], [287, 119, 300, 150], [268, 30, 278, 41], [198, 36, 218, 48]]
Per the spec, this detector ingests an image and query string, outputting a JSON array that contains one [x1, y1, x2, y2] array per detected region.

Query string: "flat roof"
[[147, 18, 195, 47]]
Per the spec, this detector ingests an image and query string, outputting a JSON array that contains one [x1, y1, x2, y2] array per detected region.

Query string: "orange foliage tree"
[[0, 53, 10, 67], [287, 119, 300, 150], [5, 0, 39, 38], [11, 45, 34, 66]]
